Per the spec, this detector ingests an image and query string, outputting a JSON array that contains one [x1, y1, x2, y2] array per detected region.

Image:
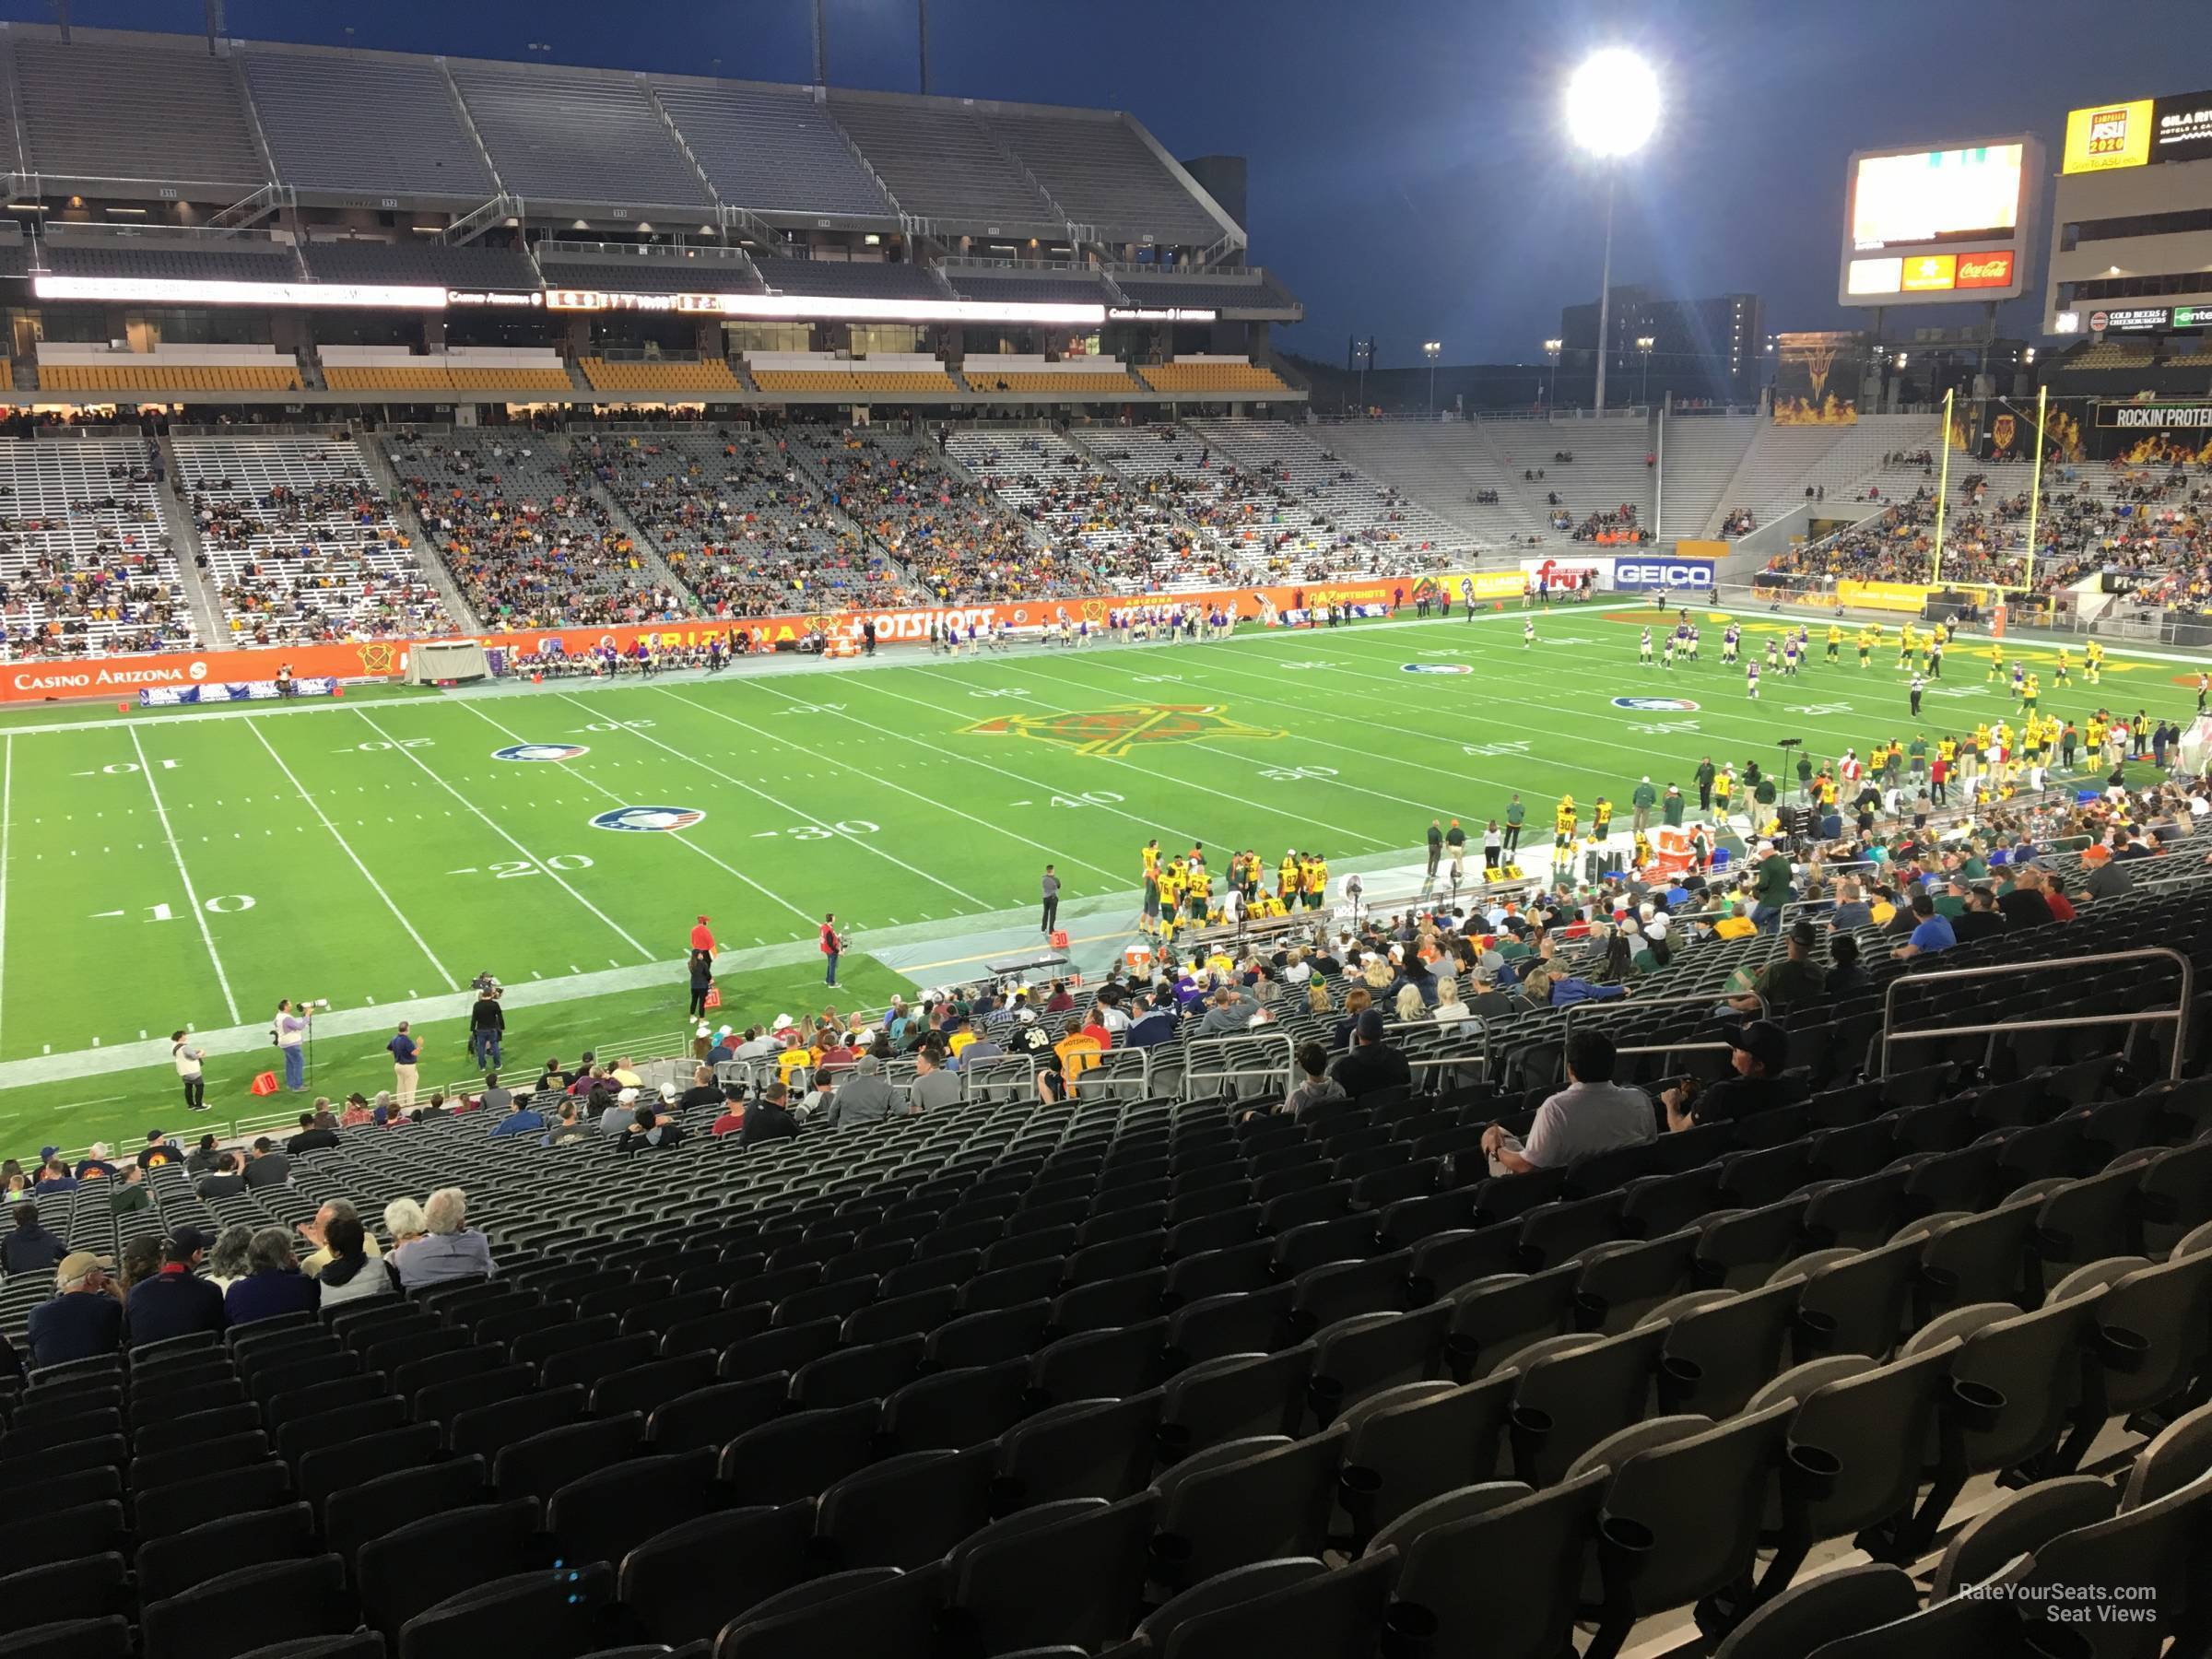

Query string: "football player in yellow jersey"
[[1937, 735, 1958, 766], [1185, 859, 1212, 923], [1158, 859, 1183, 925], [1826, 622, 1842, 662], [1553, 794, 1577, 851], [1304, 855, 1328, 911], [2086, 641, 2105, 685], [2019, 673, 2040, 716], [1986, 641, 2005, 682], [2086, 713, 2106, 754], [1857, 627, 1877, 667], [1277, 849, 1300, 900], [2054, 649, 2072, 686], [1896, 622, 1916, 668]]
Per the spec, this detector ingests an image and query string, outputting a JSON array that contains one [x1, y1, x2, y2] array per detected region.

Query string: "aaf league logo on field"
[[1613, 696, 1702, 712], [493, 743, 590, 762], [1400, 663, 1474, 675], [590, 806, 707, 833]]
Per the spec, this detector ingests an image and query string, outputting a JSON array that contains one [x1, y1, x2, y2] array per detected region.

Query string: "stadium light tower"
[[1636, 334, 1656, 405], [1543, 338, 1562, 407], [1422, 340, 1441, 411], [1565, 48, 1660, 415]]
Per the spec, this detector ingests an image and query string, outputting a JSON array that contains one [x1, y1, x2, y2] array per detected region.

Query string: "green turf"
[[0, 604, 2197, 1156]]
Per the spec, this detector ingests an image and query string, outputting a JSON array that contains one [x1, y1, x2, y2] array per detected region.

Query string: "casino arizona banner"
[[0, 570, 1500, 705]]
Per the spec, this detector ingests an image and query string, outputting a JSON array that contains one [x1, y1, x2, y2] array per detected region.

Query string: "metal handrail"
[[1878, 947, 2194, 1080], [1563, 989, 1768, 1060], [959, 1053, 1040, 1104], [1181, 1030, 1296, 1101]]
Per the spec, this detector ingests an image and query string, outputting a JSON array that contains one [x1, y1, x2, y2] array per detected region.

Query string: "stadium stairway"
[[1700, 423, 1852, 538], [568, 441, 706, 616], [1486, 417, 1657, 538], [154, 433, 229, 647], [1315, 420, 1559, 550], [1656, 413, 1756, 542], [358, 437, 482, 631]]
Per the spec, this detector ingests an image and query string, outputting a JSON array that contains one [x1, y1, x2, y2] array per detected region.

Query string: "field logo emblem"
[[1401, 663, 1473, 676], [589, 806, 707, 833], [964, 703, 1284, 759], [1612, 696, 1701, 712], [494, 743, 591, 762]]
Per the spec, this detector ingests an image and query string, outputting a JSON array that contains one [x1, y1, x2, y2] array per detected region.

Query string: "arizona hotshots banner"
[[0, 570, 1515, 705]]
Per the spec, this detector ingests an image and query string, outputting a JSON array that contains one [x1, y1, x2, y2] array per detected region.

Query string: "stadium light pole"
[[1543, 338, 1562, 407], [1565, 49, 1660, 416], [1422, 340, 1441, 411], [1636, 334, 1656, 406]]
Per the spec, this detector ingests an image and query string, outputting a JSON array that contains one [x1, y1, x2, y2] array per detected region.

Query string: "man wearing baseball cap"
[[124, 1228, 227, 1346], [1662, 1018, 1806, 1130], [25, 1248, 123, 1367]]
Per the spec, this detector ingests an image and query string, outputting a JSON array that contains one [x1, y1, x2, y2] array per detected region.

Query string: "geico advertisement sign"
[[1613, 561, 1715, 589]]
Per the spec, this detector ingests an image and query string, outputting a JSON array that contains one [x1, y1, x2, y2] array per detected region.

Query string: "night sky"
[[9, 0, 2202, 365]]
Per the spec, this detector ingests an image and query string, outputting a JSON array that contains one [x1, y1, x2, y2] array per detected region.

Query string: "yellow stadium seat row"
[[580, 358, 744, 393], [39, 364, 303, 392], [1136, 361, 1289, 394], [751, 369, 957, 394], [324, 366, 572, 394], [971, 371, 1139, 394]]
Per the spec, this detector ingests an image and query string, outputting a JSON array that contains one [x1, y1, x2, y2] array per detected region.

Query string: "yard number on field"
[[1049, 792, 1125, 808], [76, 759, 181, 775], [93, 895, 255, 922], [1258, 765, 1339, 782], [571, 719, 656, 733], [447, 855, 596, 878], [346, 737, 434, 752], [750, 820, 881, 840]]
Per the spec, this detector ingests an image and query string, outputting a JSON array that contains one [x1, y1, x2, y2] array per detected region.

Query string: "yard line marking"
[[661, 688, 1126, 890], [354, 709, 654, 961], [553, 692, 994, 910], [129, 724, 239, 1022], [245, 722, 456, 991], [449, 701, 819, 931]]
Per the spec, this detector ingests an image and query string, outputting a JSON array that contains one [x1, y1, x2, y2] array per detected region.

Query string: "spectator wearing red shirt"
[[689, 916, 715, 953], [711, 1098, 747, 1138], [1080, 1009, 1113, 1051]]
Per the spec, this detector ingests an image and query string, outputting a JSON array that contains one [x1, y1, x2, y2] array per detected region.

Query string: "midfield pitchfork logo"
[[963, 703, 1285, 759]]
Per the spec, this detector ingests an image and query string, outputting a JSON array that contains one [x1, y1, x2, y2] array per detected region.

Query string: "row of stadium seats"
[[2, 32, 1239, 253], [173, 434, 457, 644], [6, 949, 2211, 1656], [38, 364, 305, 394], [389, 430, 688, 629], [580, 429, 910, 619], [0, 436, 200, 658], [577, 359, 745, 394]]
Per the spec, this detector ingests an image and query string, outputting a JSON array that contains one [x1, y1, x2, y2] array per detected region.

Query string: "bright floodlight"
[[1565, 48, 1659, 158]]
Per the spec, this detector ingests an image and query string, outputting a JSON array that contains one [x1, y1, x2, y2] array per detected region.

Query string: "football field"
[[0, 602, 2197, 1155]]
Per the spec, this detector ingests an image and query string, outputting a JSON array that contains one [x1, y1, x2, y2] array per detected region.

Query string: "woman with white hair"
[[382, 1196, 427, 1274], [394, 1187, 497, 1289], [1431, 975, 1474, 1035]]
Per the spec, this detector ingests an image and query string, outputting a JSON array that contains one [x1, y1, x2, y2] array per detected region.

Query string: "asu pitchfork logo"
[[963, 703, 1284, 759]]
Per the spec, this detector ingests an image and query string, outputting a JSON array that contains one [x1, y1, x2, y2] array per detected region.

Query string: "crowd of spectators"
[[186, 460, 451, 644], [952, 431, 1239, 591], [389, 433, 688, 629], [580, 429, 912, 619], [790, 426, 1096, 604], [0, 467, 196, 658]]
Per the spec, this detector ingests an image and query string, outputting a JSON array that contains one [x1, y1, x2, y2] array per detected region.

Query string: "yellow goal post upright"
[[2022, 382, 2049, 594], [1930, 387, 1953, 589]]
